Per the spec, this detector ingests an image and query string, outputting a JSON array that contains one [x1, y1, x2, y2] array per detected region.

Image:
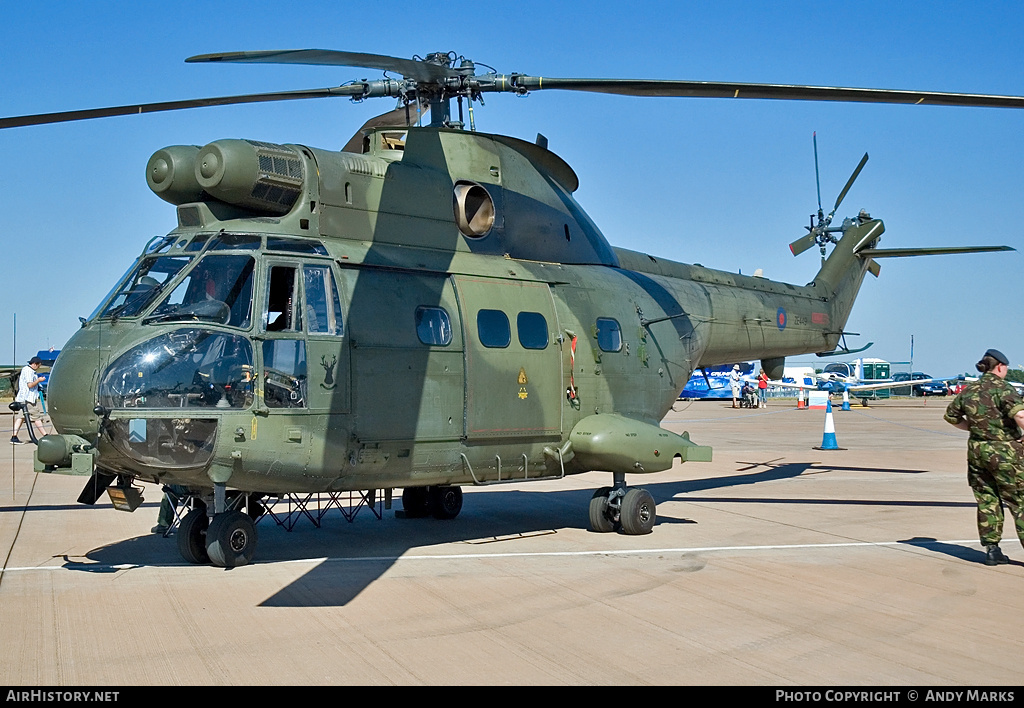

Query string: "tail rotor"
[[790, 134, 868, 257]]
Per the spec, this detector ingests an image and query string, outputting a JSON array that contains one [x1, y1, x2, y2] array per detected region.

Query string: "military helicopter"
[[4, 49, 1017, 567]]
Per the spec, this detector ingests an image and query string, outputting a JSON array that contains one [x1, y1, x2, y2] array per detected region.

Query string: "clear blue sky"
[[1, 1, 1021, 377]]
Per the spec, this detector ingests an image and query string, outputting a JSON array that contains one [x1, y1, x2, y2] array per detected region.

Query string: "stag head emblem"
[[320, 354, 338, 390]]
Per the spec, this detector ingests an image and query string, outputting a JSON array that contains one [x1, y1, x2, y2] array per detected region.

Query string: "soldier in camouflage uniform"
[[944, 349, 1024, 565]]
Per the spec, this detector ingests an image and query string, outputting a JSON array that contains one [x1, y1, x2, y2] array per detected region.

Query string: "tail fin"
[[808, 218, 1014, 341], [808, 217, 884, 335]]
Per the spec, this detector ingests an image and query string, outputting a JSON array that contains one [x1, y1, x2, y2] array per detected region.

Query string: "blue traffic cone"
[[841, 389, 851, 411], [813, 400, 845, 450]]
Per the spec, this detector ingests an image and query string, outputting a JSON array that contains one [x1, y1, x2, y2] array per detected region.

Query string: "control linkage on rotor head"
[[790, 133, 869, 257], [338, 52, 536, 128]]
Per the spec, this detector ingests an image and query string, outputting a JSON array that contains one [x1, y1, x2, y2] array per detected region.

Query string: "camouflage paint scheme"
[[43, 128, 878, 494], [945, 372, 1024, 546]]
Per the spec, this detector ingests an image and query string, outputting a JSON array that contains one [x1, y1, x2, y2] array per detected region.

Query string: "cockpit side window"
[[303, 265, 344, 336], [265, 265, 303, 332]]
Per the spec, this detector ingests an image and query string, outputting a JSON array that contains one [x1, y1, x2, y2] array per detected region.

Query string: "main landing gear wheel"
[[430, 485, 463, 520], [177, 508, 209, 564], [401, 487, 432, 518], [619, 488, 656, 535], [588, 487, 617, 533], [206, 510, 258, 568]]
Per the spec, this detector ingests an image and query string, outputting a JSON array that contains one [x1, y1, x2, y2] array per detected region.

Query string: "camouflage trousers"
[[156, 484, 190, 528], [967, 440, 1024, 547]]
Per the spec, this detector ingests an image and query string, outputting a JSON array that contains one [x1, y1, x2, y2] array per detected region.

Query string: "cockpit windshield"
[[96, 255, 194, 320], [145, 254, 255, 328]]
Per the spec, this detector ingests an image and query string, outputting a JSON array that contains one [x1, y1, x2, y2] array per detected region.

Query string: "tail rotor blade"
[[832, 152, 869, 214], [813, 132, 822, 213], [789, 232, 817, 256]]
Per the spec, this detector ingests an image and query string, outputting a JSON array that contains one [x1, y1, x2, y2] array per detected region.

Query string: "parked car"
[[892, 371, 948, 396]]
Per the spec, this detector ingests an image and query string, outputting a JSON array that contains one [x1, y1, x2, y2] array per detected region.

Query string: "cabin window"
[[517, 311, 548, 350], [596, 317, 622, 352], [147, 254, 255, 328], [262, 339, 307, 408], [477, 309, 511, 348], [416, 306, 453, 346], [303, 265, 344, 336], [265, 266, 303, 332]]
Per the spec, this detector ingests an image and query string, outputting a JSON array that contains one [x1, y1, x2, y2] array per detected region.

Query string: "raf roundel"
[[777, 307, 787, 330]]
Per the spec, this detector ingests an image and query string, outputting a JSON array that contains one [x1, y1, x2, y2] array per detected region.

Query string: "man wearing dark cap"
[[11, 357, 49, 444], [944, 348, 1024, 565]]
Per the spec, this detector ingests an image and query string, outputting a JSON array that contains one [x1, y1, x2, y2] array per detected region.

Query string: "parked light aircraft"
[[772, 358, 944, 404]]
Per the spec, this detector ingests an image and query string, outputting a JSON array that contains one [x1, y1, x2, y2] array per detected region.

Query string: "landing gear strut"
[[588, 474, 656, 535]]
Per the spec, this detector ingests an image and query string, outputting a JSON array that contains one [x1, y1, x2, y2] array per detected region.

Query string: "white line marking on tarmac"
[[0, 538, 982, 574]]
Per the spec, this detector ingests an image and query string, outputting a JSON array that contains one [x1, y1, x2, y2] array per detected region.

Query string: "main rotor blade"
[[0, 86, 362, 129], [832, 152, 869, 213], [858, 245, 1015, 258], [508, 77, 1024, 109], [187, 50, 456, 83]]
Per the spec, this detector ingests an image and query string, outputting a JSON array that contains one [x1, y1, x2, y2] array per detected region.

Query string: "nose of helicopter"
[[45, 335, 108, 439]]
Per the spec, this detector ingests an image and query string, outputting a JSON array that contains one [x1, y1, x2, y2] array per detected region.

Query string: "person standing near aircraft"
[[757, 369, 769, 408], [730, 364, 741, 408], [11, 356, 49, 444], [944, 348, 1024, 566]]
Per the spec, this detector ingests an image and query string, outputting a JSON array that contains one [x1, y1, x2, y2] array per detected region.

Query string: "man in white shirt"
[[11, 357, 49, 444]]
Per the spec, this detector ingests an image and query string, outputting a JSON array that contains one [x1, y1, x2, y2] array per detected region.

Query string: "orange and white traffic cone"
[[797, 387, 806, 409]]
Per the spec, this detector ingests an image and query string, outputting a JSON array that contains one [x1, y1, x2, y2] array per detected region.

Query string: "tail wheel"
[[619, 488, 656, 535], [430, 485, 463, 520], [206, 510, 258, 568], [177, 508, 209, 564], [588, 487, 617, 533]]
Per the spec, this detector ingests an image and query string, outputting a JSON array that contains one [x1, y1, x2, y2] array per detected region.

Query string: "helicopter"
[[4, 49, 1017, 567]]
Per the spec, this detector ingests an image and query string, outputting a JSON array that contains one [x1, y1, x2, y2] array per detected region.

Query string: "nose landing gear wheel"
[[588, 487, 617, 533], [619, 488, 656, 535], [206, 510, 258, 567], [177, 508, 210, 564]]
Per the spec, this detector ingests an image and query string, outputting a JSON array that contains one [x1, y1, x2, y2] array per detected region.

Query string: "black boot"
[[984, 544, 1010, 566]]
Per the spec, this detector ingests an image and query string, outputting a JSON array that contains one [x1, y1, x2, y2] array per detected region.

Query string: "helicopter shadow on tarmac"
[[71, 458, 962, 606], [259, 458, 953, 607], [253, 462, 823, 606]]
